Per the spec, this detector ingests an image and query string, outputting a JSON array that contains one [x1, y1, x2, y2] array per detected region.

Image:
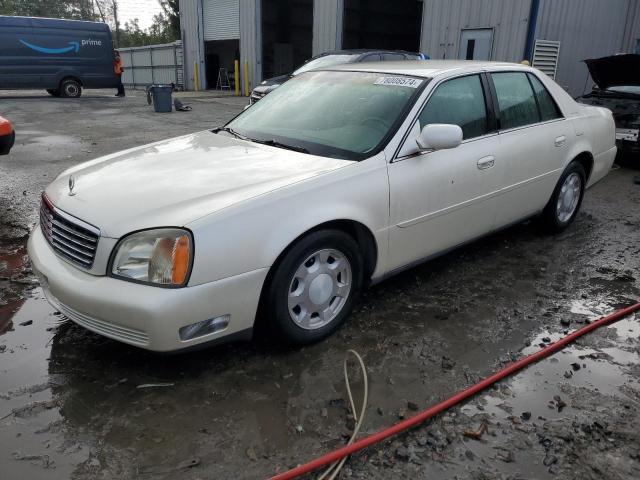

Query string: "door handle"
[[477, 155, 495, 170], [554, 136, 566, 147]]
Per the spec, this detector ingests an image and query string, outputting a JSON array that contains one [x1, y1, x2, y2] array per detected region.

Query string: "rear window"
[[492, 72, 540, 130], [528, 74, 562, 121]]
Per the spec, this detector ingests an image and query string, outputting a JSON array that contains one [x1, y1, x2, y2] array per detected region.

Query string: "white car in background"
[[28, 61, 616, 352]]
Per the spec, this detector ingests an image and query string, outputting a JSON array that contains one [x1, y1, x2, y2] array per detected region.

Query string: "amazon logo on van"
[[19, 38, 102, 54]]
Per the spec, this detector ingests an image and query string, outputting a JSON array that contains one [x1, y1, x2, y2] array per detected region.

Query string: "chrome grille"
[[40, 195, 100, 269]]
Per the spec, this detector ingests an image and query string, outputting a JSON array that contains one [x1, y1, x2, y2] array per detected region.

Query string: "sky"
[[117, 0, 163, 31]]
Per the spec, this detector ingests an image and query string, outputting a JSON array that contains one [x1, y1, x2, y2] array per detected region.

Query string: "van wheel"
[[60, 79, 82, 98], [46, 89, 61, 97]]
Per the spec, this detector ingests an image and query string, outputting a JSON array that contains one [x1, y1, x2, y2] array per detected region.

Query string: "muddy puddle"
[[1, 168, 639, 479]]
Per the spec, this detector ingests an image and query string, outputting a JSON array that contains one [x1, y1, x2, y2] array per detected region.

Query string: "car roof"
[[326, 60, 523, 78], [320, 49, 422, 57]]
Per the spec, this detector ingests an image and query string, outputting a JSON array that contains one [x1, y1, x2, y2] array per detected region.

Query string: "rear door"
[[488, 71, 567, 227], [387, 73, 504, 271]]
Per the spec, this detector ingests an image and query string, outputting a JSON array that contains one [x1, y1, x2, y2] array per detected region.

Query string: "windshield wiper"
[[211, 126, 250, 140], [254, 139, 309, 154]]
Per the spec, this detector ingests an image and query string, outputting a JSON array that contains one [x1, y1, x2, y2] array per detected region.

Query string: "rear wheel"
[[264, 230, 363, 345], [46, 89, 60, 97], [540, 161, 586, 233], [60, 79, 82, 98]]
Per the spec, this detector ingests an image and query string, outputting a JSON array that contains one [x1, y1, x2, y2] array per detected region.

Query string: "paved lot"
[[1, 89, 639, 480]]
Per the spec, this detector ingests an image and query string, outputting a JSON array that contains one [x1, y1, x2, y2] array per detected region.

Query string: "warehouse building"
[[179, 0, 640, 96]]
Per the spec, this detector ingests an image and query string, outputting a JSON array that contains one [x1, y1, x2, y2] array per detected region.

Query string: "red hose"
[[270, 301, 640, 480]]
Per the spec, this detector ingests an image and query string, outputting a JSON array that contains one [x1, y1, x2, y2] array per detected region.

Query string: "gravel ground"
[[1, 89, 639, 480]]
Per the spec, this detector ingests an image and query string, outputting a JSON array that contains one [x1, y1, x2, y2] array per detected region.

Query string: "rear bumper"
[[589, 146, 617, 187], [28, 225, 268, 352]]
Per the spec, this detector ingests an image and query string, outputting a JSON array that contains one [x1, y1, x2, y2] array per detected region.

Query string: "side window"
[[528, 73, 562, 121], [381, 53, 405, 61], [418, 74, 488, 140], [492, 72, 540, 130]]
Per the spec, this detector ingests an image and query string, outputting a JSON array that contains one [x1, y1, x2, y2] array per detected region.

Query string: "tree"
[[0, 0, 180, 48], [159, 0, 179, 40], [0, 0, 100, 20]]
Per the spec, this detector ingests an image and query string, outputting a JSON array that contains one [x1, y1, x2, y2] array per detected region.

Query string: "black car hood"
[[584, 54, 640, 89], [258, 74, 291, 88]]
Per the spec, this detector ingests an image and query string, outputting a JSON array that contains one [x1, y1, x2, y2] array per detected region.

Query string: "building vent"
[[203, 0, 240, 41], [532, 40, 561, 79]]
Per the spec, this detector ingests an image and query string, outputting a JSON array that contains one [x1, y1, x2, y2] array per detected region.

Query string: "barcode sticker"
[[374, 76, 423, 88]]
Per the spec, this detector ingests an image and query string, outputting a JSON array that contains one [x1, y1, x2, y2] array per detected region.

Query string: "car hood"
[[258, 74, 290, 88], [584, 54, 640, 90], [45, 131, 353, 238]]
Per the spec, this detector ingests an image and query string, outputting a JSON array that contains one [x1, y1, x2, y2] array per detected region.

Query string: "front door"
[[387, 73, 504, 272]]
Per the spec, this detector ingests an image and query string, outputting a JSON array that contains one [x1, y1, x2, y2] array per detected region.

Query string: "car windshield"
[[293, 54, 361, 75], [606, 85, 640, 95], [225, 70, 425, 160]]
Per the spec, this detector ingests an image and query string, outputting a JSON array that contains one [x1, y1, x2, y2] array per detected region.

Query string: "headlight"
[[110, 228, 193, 287]]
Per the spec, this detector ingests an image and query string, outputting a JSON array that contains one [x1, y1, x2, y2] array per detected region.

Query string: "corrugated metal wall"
[[622, 0, 640, 53], [312, 0, 343, 55], [179, 0, 205, 90], [239, 0, 261, 91], [420, 0, 532, 62], [203, 0, 240, 41], [535, 0, 640, 96], [118, 42, 183, 89]]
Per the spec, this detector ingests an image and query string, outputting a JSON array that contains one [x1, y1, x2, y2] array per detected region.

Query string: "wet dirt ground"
[[1, 89, 639, 480]]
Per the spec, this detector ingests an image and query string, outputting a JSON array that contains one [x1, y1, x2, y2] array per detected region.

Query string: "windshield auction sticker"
[[374, 76, 423, 88]]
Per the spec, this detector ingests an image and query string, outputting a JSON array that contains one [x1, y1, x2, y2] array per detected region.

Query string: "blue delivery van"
[[0, 16, 118, 97]]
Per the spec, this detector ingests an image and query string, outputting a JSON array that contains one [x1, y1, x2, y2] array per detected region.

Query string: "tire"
[[540, 161, 586, 233], [46, 89, 60, 97], [60, 79, 82, 98], [264, 230, 364, 345]]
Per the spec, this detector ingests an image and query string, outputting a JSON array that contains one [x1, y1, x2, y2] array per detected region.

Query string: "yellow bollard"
[[244, 61, 250, 97], [194, 61, 200, 92], [234, 60, 240, 96]]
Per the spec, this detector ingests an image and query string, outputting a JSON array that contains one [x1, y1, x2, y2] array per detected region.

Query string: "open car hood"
[[584, 54, 640, 90]]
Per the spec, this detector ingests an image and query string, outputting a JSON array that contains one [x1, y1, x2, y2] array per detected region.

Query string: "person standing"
[[113, 51, 125, 97]]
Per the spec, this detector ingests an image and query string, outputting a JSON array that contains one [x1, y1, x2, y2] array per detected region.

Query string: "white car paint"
[[28, 61, 616, 351]]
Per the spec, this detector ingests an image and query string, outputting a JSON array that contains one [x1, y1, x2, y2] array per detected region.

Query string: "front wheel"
[[60, 79, 82, 98], [540, 161, 586, 233], [264, 230, 363, 345]]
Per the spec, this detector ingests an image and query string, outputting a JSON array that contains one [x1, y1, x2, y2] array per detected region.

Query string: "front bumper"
[[28, 225, 268, 352]]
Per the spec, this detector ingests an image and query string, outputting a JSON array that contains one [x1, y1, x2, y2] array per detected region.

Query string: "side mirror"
[[416, 124, 463, 151]]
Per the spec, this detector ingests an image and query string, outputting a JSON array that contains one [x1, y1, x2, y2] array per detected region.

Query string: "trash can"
[[147, 84, 173, 113]]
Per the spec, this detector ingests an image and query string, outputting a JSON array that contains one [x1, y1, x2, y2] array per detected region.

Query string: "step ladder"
[[216, 67, 231, 90]]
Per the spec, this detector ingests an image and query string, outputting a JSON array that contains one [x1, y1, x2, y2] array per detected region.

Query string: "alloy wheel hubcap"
[[556, 172, 582, 223], [288, 248, 352, 330]]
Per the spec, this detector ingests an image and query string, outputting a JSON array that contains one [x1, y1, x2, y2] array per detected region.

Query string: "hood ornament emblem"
[[68, 175, 76, 196]]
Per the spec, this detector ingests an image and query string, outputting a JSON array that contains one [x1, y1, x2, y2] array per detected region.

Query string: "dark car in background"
[[249, 49, 427, 104], [577, 54, 640, 159], [0, 16, 118, 98]]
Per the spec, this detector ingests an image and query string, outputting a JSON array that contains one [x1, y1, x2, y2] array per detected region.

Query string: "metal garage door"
[[203, 0, 240, 41]]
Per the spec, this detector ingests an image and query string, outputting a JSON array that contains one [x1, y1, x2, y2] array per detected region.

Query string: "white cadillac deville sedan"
[[28, 61, 616, 352]]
